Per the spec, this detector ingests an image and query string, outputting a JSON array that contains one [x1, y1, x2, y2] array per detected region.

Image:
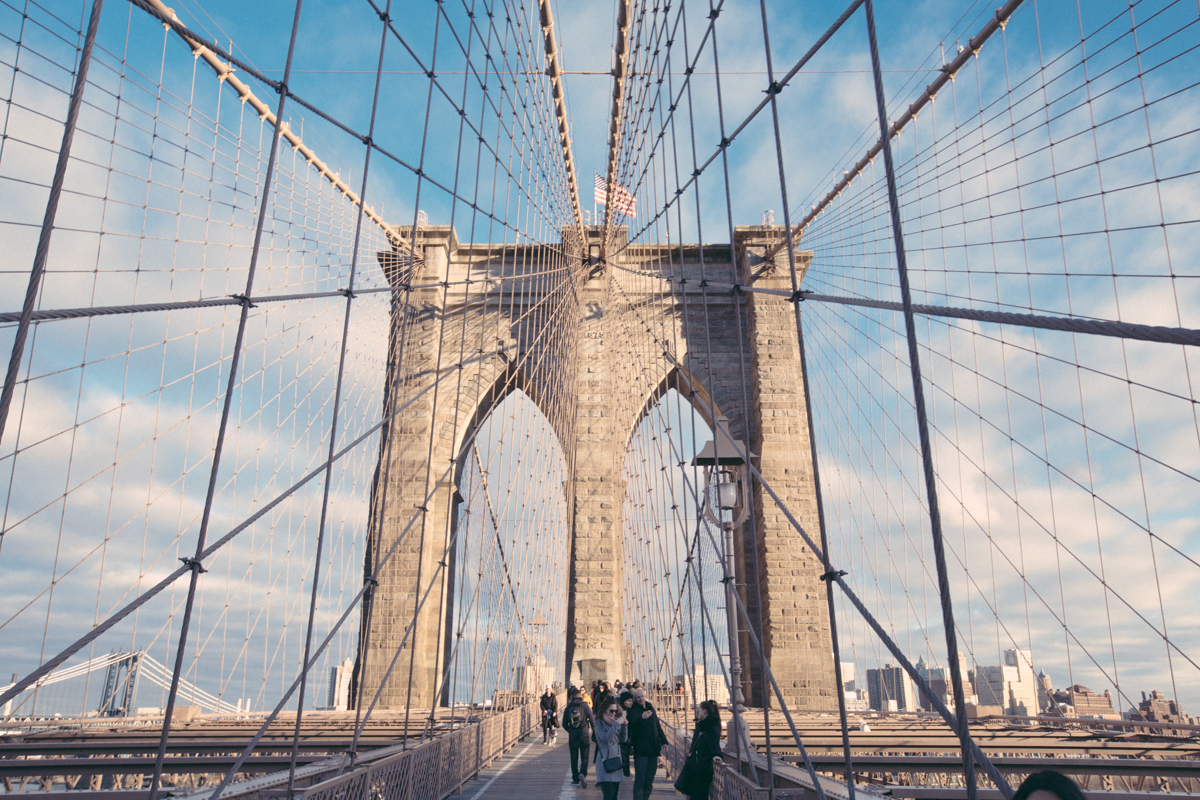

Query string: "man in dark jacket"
[[540, 686, 558, 744], [563, 687, 594, 786], [627, 687, 669, 800]]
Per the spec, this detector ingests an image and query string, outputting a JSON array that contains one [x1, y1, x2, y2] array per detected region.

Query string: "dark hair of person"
[[1012, 771, 1087, 800], [698, 700, 721, 722], [570, 687, 581, 698], [601, 698, 623, 717]]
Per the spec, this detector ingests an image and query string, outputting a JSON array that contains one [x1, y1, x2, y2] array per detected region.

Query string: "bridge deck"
[[448, 733, 675, 800]]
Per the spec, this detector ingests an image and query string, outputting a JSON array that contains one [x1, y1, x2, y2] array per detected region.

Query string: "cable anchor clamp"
[[340, 288, 356, 299], [230, 293, 257, 308], [790, 289, 809, 303], [819, 569, 847, 582], [180, 557, 207, 574]]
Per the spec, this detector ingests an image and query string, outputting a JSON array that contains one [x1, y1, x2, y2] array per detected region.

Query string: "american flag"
[[594, 172, 636, 217]]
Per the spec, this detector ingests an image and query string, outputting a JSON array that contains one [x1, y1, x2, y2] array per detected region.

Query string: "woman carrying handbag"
[[673, 700, 723, 800], [593, 698, 629, 800]]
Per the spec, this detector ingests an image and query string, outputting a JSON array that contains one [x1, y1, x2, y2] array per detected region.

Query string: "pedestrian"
[[592, 680, 610, 710], [540, 685, 558, 745], [673, 700, 723, 800], [593, 698, 628, 800], [619, 691, 635, 775], [627, 687, 669, 800], [563, 687, 595, 787]]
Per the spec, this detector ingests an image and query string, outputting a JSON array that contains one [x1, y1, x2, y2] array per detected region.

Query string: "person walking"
[[619, 691, 635, 775], [563, 688, 595, 788], [627, 687, 669, 800], [540, 686, 558, 745], [673, 700, 723, 800], [593, 698, 628, 800]]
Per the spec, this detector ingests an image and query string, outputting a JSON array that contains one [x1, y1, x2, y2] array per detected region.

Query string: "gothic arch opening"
[[444, 389, 569, 708], [618, 386, 731, 703]]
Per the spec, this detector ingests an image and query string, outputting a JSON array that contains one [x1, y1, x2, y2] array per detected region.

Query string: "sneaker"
[[580, 777, 587, 789]]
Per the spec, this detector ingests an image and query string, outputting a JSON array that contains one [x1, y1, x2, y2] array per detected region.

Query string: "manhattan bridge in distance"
[[1, 0, 1199, 797]]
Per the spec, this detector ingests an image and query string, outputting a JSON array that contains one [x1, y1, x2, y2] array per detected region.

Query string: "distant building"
[[1128, 690, 1192, 726], [515, 654, 555, 695], [867, 664, 917, 712], [326, 657, 354, 711], [840, 662, 856, 692], [839, 662, 866, 710], [917, 654, 976, 713], [675, 665, 729, 706], [974, 649, 1041, 716], [1049, 684, 1121, 720], [1036, 670, 1052, 711]]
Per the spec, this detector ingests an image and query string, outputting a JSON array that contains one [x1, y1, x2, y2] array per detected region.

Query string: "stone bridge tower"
[[357, 224, 834, 712]]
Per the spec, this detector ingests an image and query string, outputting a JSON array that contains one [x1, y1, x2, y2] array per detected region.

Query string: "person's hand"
[[619, 716, 629, 725], [642, 710, 653, 720]]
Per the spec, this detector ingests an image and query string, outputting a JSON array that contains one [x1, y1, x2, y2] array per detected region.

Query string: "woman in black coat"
[[675, 700, 723, 800]]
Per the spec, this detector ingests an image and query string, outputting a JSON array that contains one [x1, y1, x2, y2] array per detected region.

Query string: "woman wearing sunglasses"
[[593, 698, 629, 800]]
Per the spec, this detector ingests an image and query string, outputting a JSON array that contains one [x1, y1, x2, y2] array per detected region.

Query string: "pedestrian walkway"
[[447, 733, 677, 800]]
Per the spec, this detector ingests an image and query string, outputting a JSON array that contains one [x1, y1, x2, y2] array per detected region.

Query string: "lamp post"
[[692, 416, 756, 721]]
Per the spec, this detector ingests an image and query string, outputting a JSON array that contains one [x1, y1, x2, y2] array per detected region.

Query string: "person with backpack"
[[564, 687, 595, 787]]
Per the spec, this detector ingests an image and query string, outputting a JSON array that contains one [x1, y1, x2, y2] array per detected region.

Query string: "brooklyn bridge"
[[0, 0, 1198, 797]]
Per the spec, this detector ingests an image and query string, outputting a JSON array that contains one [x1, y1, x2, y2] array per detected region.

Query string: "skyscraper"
[[867, 664, 917, 712], [327, 657, 354, 711], [974, 649, 1041, 715]]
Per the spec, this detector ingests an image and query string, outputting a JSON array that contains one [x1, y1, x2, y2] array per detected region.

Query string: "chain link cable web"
[[2, 0, 1200, 797]]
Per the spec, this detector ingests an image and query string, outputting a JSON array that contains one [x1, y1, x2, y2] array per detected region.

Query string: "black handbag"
[[673, 759, 702, 795], [602, 755, 623, 772]]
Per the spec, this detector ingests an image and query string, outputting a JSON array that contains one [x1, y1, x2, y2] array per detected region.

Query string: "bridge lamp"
[[692, 416, 755, 714], [692, 416, 753, 529]]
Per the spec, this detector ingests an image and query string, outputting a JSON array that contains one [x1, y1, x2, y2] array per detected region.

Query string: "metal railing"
[[296, 700, 542, 800], [662, 721, 877, 800]]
